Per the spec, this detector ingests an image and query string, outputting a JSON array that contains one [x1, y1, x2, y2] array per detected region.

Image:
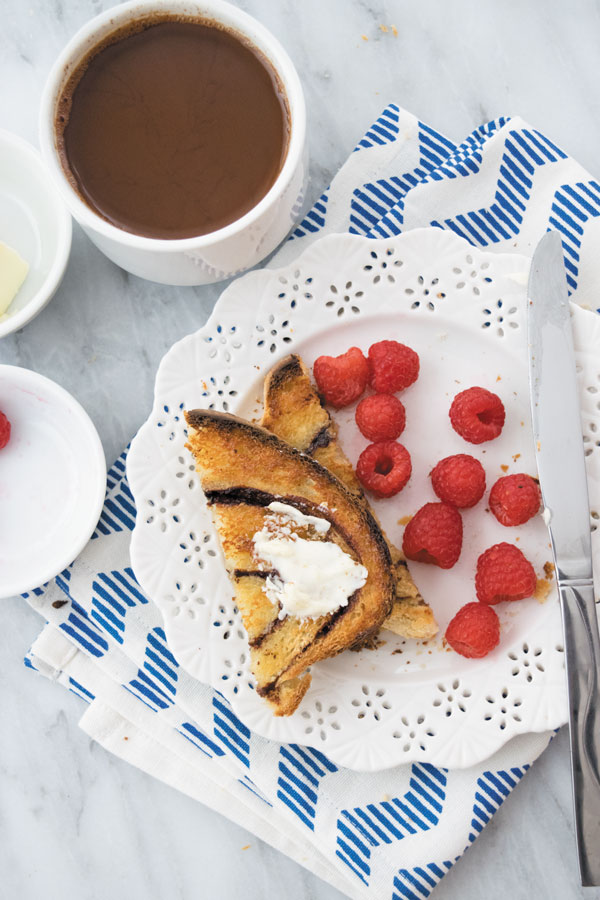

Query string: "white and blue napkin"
[[22, 105, 600, 900]]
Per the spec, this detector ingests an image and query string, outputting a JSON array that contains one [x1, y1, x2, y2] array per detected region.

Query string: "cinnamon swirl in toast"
[[260, 354, 438, 641]]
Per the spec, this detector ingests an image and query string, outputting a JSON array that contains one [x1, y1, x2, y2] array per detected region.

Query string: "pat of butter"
[[0, 241, 29, 317], [252, 502, 368, 620]]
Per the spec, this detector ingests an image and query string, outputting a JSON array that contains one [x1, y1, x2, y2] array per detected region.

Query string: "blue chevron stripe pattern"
[[291, 103, 404, 242], [55, 566, 72, 597], [373, 120, 564, 242], [125, 626, 178, 711], [350, 122, 456, 236], [356, 103, 400, 149], [417, 122, 458, 172], [290, 191, 329, 239], [277, 744, 338, 831], [336, 763, 447, 886], [212, 693, 251, 767], [431, 128, 568, 245], [548, 180, 600, 293], [393, 861, 455, 900], [351, 177, 409, 236], [429, 117, 509, 181], [22, 562, 74, 601], [23, 656, 38, 671], [21, 585, 46, 600], [93, 450, 131, 538], [177, 721, 225, 758], [469, 766, 529, 842], [68, 676, 95, 703], [21, 566, 71, 607], [94, 478, 136, 537], [105, 449, 128, 493], [91, 566, 148, 644], [60, 599, 109, 658], [238, 774, 273, 806]]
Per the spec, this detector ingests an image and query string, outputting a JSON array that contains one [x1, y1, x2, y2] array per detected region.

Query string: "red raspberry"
[[402, 502, 463, 568], [355, 394, 406, 442], [445, 602, 500, 659], [313, 347, 369, 408], [475, 542, 537, 604], [489, 473, 542, 526], [0, 411, 11, 450], [356, 441, 411, 498], [368, 340, 420, 393], [449, 387, 505, 444], [430, 454, 486, 508]]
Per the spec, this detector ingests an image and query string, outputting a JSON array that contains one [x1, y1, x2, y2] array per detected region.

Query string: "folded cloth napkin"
[[23, 104, 600, 900]]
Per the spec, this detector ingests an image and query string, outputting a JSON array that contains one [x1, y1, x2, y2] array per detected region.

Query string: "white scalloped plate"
[[128, 228, 600, 771]]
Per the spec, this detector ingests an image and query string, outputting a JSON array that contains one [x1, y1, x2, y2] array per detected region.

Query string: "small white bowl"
[[0, 130, 72, 338], [0, 365, 106, 598]]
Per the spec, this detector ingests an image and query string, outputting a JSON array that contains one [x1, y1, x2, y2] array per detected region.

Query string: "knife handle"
[[560, 580, 600, 886]]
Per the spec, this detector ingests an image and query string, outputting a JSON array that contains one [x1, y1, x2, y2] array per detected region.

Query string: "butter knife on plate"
[[528, 230, 600, 885]]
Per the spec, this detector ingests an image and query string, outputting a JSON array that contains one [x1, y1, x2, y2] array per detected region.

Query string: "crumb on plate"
[[534, 562, 555, 603], [351, 635, 386, 652]]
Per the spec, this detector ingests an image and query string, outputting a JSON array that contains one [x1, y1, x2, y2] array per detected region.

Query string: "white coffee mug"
[[39, 0, 307, 286]]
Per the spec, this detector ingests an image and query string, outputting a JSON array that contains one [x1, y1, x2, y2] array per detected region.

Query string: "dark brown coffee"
[[55, 16, 290, 239]]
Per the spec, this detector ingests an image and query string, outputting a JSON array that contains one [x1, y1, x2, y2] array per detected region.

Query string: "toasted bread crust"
[[263, 357, 363, 493], [261, 355, 331, 452], [265, 672, 311, 716], [185, 409, 394, 715], [260, 355, 438, 641]]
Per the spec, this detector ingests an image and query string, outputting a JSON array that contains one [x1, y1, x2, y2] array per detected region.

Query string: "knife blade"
[[528, 230, 600, 886]]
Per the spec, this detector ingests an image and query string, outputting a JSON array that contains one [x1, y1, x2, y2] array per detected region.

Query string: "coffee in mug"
[[54, 15, 291, 240]]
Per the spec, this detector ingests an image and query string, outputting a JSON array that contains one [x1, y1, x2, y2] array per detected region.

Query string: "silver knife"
[[528, 230, 600, 886]]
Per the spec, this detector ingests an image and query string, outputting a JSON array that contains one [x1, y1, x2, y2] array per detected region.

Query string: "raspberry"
[[368, 340, 420, 393], [445, 602, 500, 659], [475, 542, 536, 604], [356, 441, 411, 497], [402, 502, 463, 568], [355, 394, 406, 442], [0, 411, 10, 450], [489, 473, 542, 526], [449, 387, 505, 444], [313, 347, 369, 408], [430, 454, 486, 508]]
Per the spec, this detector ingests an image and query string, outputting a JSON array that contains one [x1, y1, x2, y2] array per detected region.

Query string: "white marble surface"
[[2, 1, 600, 898]]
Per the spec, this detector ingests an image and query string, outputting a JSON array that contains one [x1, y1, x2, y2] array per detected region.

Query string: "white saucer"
[[0, 365, 106, 598], [0, 130, 72, 338]]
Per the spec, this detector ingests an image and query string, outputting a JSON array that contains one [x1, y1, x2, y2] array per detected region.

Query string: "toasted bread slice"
[[260, 354, 438, 641], [185, 409, 394, 715]]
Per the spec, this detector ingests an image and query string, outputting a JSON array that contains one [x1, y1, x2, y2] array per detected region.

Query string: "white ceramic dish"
[[0, 366, 106, 598], [39, 0, 307, 286], [127, 228, 600, 770], [0, 130, 72, 339]]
